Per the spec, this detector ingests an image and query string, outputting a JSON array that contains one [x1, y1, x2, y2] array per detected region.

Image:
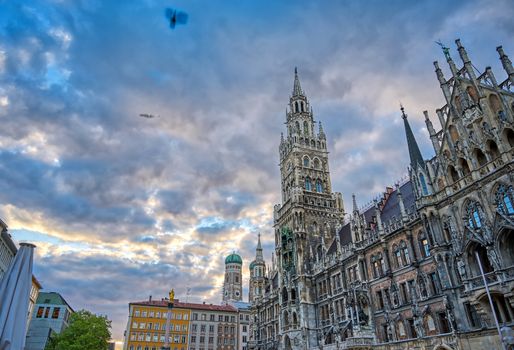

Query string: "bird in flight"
[[165, 7, 188, 29], [139, 113, 159, 119]]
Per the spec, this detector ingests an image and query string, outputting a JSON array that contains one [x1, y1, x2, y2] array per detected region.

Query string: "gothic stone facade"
[[248, 40, 514, 350]]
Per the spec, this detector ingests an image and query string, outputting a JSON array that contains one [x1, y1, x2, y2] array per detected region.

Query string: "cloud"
[[1, 0, 513, 343]]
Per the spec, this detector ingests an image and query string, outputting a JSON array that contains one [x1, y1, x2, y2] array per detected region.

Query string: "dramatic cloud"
[[1, 0, 513, 344]]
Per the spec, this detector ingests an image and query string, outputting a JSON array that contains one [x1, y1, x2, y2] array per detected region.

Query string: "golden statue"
[[169, 289, 175, 301]]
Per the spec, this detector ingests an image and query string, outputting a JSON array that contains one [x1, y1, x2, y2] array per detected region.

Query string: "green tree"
[[45, 309, 112, 350]]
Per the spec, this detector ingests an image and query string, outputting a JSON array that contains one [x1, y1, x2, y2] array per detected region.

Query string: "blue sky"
[[1, 0, 513, 344]]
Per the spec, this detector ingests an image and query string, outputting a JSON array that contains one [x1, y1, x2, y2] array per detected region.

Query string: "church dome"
[[225, 253, 243, 265]]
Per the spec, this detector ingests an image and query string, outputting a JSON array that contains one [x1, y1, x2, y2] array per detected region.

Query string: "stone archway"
[[497, 228, 514, 268], [434, 345, 453, 350], [473, 292, 514, 326], [466, 241, 493, 277], [284, 335, 292, 350]]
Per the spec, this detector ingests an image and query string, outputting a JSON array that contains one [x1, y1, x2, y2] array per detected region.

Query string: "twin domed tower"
[[222, 234, 266, 303], [222, 252, 243, 302]]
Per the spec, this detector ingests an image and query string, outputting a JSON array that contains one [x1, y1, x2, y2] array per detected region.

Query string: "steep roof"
[[401, 107, 425, 170], [329, 180, 415, 253]]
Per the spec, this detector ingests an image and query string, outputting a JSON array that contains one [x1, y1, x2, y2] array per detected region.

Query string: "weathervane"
[[435, 40, 451, 60]]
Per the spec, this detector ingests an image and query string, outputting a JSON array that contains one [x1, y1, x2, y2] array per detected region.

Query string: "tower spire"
[[401, 105, 424, 170], [352, 193, 359, 213], [256, 233, 263, 260], [293, 67, 303, 96], [497, 46, 514, 84], [318, 121, 325, 139]]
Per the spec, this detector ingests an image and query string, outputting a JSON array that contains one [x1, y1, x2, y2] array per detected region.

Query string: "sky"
[[1, 0, 513, 344]]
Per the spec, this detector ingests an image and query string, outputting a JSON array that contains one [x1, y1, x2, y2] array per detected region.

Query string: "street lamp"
[[162, 289, 175, 350]]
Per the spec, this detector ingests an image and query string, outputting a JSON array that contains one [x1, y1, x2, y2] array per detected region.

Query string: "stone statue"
[[443, 295, 457, 332], [457, 258, 467, 280], [414, 316, 424, 337], [358, 308, 369, 325], [486, 245, 502, 271]]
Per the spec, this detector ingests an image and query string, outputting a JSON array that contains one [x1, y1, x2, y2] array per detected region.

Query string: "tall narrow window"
[[419, 236, 430, 258], [419, 174, 428, 195], [401, 241, 410, 265], [495, 184, 514, 215], [466, 201, 484, 229], [464, 302, 481, 328], [394, 246, 402, 268], [305, 177, 311, 191], [316, 179, 323, 193]]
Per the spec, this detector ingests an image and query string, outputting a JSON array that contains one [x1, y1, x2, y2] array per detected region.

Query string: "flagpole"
[[474, 251, 507, 350], [162, 289, 175, 350]]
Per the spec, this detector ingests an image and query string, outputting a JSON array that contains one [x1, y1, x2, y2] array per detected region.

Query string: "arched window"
[[489, 94, 505, 120], [303, 156, 310, 167], [371, 254, 384, 278], [475, 149, 487, 167], [303, 121, 309, 135], [449, 125, 459, 142], [305, 177, 311, 191], [301, 102, 305, 112], [448, 166, 459, 183], [466, 86, 479, 103], [424, 314, 437, 334], [454, 96, 463, 115], [419, 234, 430, 258], [295, 101, 299, 113], [397, 321, 406, 338], [418, 275, 428, 298], [291, 288, 296, 302], [313, 158, 320, 169], [393, 244, 402, 268], [487, 140, 500, 160], [506, 129, 514, 147], [466, 201, 484, 229], [495, 184, 514, 215], [419, 173, 428, 195], [459, 158, 471, 176], [400, 241, 410, 265], [295, 121, 300, 134], [316, 179, 323, 193]]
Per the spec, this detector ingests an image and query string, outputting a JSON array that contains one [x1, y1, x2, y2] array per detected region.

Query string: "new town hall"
[[245, 40, 514, 349]]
